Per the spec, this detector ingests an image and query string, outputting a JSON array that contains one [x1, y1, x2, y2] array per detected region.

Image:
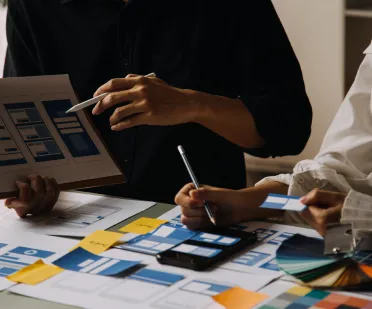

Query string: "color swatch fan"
[[276, 234, 372, 290]]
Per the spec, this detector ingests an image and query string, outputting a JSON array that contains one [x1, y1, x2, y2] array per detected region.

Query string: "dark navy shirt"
[[4, 0, 312, 203]]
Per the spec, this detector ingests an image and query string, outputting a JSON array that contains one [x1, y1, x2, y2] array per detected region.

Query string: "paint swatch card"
[[116, 224, 197, 255], [276, 234, 372, 289], [260, 194, 307, 212], [53, 247, 140, 276], [258, 286, 372, 309]]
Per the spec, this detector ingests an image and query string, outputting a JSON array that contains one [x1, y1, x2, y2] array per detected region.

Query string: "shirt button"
[[121, 58, 129, 66], [297, 177, 304, 184]]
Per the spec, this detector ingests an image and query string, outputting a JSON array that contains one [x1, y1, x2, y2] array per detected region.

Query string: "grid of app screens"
[[117, 215, 242, 257]]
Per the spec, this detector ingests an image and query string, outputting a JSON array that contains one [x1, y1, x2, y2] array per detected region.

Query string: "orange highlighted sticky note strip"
[[212, 286, 268, 309], [119, 217, 168, 235], [7, 260, 63, 285], [73, 230, 124, 254]]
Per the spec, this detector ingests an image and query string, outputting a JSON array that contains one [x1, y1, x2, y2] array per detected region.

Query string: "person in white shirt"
[[175, 41, 372, 236]]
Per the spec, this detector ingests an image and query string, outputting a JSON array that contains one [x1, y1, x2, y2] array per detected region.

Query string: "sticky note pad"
[[119, 217, 167, 235], [7, 260, 63, 285], [73, 230, 124, 254], [53, 247, 140, 276], [260, 194, 307, 212], [213, 286, 268, 309]]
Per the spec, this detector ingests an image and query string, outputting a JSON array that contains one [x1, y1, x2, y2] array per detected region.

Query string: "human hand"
[[174, 183, 246, 230], [4, 175, 60, 217], [92, 74, 199, 130], [300, 189, 347, 236]]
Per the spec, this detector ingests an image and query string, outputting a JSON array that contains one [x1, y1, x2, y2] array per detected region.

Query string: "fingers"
[[7, 175, 60, 218], [44, 177, 60, 213], [175, 183, 204, 209], [181, 215, 210, 230], [92, 89, 140, 115], [109, 101, 147, 126], [300, 189, 345, 207], [94, 77, 140, 97], [300, 202, 343, 237]]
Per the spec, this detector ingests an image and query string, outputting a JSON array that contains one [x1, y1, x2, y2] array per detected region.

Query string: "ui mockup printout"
[[0, 75, 123, 198], [0, 227, 77, 291], [10, 247, 277, 309], [0, 191, 155, 237]]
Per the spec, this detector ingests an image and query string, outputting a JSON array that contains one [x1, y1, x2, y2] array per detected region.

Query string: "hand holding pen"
[[177, 146, 216, 225]]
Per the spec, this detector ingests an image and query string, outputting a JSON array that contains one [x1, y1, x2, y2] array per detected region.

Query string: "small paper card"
[[260, 194, 307, 212]]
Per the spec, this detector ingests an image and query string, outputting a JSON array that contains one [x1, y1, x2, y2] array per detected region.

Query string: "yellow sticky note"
[[119, 217, 167, 235], [212, 287, 268, 309], [73, 230, 124, 254], [7, 260, 63, 285]]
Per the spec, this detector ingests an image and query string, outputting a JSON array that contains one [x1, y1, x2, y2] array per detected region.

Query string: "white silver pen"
[[177, 145, 216, 225], [65, 72, 156, 114]]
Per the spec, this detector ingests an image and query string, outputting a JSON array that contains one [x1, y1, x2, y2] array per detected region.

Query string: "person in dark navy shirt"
[[4, 0, 312, 216]]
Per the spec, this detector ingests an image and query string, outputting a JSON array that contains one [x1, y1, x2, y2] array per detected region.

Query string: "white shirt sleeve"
[[257, 43, 372, 201], [254, 43, 372, 225]]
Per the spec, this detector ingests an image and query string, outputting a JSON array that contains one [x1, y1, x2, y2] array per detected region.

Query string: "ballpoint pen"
[[177, 145, 216, 225], [65, 72, 156, 113]]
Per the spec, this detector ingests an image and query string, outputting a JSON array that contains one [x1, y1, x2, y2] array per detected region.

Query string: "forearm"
[[187, 90, 265, 149], [231, 181, 289, 223]]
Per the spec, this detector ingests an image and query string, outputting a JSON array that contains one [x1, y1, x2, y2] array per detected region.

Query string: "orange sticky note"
[[7, 260, 63, 285], [73, 230, 124, 254], [212, 286, 268, 309], [119, 217, 167, 235]]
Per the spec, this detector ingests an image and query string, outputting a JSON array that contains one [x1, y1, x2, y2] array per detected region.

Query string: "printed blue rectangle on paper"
[[260, 258, 280, 271], [9, 246, 54, 258], [191, 232, 240, 246], [42, 100, 100, 158], [53, 247, 140, 276], [180, 280, 231, 296], [118, 225, 197, 255], [232, 251, 270, 266], [129, 268, 184, 287], [267, 232, 294, 246]]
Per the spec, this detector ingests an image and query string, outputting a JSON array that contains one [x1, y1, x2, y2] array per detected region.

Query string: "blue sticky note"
[[53, 247, 140, 276], [260, 193, 307, 212]]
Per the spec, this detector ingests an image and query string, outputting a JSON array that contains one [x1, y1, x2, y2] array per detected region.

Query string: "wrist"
[[180, 89, 210, 123]]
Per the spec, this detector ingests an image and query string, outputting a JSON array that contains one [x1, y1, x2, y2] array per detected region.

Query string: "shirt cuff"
[[343, 190, 372, 210]]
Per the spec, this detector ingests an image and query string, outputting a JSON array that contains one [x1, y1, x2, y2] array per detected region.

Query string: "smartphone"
[[156, 227, 257, 271]]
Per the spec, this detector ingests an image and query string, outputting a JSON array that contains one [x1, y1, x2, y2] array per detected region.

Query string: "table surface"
[[0, 202, 175, 309]]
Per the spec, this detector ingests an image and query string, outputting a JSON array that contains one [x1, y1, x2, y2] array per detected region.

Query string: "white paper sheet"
[[0, 191, 155, 237], [0, 75, 123, 194], [0, 227, 78, 291], [10, 247, 277, 309]]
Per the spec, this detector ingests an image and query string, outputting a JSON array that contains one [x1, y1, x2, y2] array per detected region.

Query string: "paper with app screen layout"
[[0, 74, 124, 198]]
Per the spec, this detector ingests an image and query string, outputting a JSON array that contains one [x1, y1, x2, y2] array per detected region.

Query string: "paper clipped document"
[[0, 227, 77, 291], [9, 246, 277, 309], [0, 75, 124, 198], [0, 191, 155, 237]]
